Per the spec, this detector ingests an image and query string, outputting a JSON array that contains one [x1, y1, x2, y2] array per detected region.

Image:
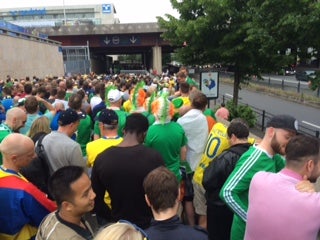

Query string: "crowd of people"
[[0, 67, 319, 240]]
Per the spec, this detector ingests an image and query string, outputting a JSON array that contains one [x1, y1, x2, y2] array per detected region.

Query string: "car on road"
[[277, 66, 296, 76], [295, 70, 316, 82], [284, 67, 296, 75]]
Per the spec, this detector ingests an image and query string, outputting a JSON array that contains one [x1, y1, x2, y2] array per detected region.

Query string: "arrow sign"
[[130, 36, 137, 44], [104, 37, 110, 45]]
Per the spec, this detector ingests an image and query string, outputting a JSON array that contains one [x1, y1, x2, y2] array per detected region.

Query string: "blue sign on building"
[[9, 8, 46, 16], [102, 4, 112, 14]]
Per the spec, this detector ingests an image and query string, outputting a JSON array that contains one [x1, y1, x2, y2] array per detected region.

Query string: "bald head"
[[6, 107, 25, 121], [5, 107, 27, 132], [55, 102, 65, 111], [0, 133, 35, 171], [59, 80, 66, 90]]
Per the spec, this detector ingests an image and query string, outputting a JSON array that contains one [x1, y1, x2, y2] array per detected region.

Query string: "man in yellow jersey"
[[86, 108, 123, 168]]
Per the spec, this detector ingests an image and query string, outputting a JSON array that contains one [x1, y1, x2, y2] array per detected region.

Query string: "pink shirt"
[[245, 168, 320, 240]]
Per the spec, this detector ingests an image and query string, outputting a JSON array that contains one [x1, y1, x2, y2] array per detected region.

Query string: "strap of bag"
[[35, 134, 50, 181]]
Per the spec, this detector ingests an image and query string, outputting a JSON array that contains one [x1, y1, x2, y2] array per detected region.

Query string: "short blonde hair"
[[94, 222, 145, 240]]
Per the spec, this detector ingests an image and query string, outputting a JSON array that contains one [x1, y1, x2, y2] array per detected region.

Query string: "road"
[[259, 74, 315, 95], [218, 72, 318, 96], [215, 83, 320, 136]]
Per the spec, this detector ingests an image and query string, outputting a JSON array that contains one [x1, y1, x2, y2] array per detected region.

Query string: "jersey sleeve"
[[93, 113, 101, 137], [219, 154, 255, 222], [274, 154, 285, 172], [86, 143, 94, 167]]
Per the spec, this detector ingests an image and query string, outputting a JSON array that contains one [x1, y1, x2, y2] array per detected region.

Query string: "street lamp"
[[63, 0, 67, 25]]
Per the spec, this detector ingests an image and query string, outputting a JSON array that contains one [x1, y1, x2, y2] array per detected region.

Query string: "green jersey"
[[145, 121, 187, 181], [186, 76, 198, 88], [141, 111, 155, 126], [219, 146, 285, 240], [76, 115, 93, 156], [0, 123, 12, 164], [65, 92, 73, 101]]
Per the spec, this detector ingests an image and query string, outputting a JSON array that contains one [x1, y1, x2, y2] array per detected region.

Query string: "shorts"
[[181, 179, 194, 202], [193, 180, 207, 216], [180, 165, 194, 201]]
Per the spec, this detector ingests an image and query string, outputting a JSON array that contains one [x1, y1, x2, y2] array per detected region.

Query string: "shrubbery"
[[225, 100, 257, 128]]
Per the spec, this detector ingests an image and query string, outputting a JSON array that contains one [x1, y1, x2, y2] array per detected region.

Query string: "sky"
[[0, 0, 179, 23]]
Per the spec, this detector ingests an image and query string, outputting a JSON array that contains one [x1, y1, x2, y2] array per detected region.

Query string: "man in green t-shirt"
[[0, 107, 27, 164], [145, 95, 187, 182], [179, 66, 198, 89], [220, 115, 298, 240], [68, 93, 92, 157]]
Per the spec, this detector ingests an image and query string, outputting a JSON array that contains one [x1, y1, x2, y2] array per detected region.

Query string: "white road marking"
[[302, 121, 320, 129]]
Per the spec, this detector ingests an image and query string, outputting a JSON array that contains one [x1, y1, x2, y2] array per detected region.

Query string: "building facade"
[[0, 4, 119, 27]]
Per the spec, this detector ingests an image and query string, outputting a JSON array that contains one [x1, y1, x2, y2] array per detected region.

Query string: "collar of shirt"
[[279, 168, 303, 181]]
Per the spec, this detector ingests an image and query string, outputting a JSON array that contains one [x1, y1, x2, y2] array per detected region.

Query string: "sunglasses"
[[118, 219, 149, 240]]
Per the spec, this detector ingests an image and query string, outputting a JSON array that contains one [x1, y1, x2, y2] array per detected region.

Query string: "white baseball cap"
[[108, 89, 124, 102]]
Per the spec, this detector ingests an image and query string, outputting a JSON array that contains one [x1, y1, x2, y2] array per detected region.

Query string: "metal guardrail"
[[222, 94, 320, 138], [0, 26, 61, 46], [215, 71, 319, 97], [259, 76, 320, 97]]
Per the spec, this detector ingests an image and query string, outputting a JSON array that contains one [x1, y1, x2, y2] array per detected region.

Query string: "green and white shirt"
[[220, 145, 285, 240]]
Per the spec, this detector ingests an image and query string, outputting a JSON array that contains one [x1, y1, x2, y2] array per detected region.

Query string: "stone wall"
[[0, 34, 64, 80]]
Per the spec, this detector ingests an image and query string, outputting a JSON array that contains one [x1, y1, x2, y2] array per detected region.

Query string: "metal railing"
[[222, 95, 319, 138], [0, 26, 61, 46]]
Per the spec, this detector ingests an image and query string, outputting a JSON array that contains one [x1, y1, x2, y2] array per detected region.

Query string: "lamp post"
[[63, 0, 67, 25]]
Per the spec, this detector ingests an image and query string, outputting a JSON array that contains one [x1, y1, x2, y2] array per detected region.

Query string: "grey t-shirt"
[[42, 131, 86, 174]]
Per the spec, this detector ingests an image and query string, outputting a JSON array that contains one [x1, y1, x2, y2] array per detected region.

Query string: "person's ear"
[[99, 122, 104, 131], [177, 187, 182, 202], [267, 127, 275, 138], [62, 201, 73, 212], [138, 132, 146, 143], [229, 134, 236, 144], [144, 194, 151, 207], [11, 116, 17, 125], [306, 159, 314, 174]]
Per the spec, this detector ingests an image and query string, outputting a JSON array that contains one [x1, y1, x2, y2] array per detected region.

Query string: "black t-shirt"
[[146, 215, 208, 240], [91, 144, 165, 229]]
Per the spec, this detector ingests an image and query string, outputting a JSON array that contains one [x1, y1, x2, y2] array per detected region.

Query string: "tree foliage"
[[158, 0, 320, 105], [309, 71, 320, 96]]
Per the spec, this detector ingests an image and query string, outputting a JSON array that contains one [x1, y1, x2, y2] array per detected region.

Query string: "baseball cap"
[[14, 97, 26, 107], [58, 108, 86, 126], [266, 115, 298, 133], [108, 89, 123, 103], [98, 108, 118, 125]]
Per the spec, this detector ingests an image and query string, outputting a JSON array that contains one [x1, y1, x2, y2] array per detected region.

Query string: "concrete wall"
[[0, 34, 64, 80]]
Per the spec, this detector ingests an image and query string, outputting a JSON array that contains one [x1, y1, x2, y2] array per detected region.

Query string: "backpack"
[[20, 133, 51, 197], [202, 144, 250, 195]]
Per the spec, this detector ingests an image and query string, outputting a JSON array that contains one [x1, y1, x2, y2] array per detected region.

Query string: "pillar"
[[152, 46, 162, 75]]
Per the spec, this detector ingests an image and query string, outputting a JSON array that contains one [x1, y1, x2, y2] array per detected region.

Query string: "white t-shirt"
[[90, 95, 102, 110], [177, 109, 208, 171]]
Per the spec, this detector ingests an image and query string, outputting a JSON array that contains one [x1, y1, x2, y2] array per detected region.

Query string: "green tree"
[[308, 71, 320, 97], [158, 0, 320, 105]]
